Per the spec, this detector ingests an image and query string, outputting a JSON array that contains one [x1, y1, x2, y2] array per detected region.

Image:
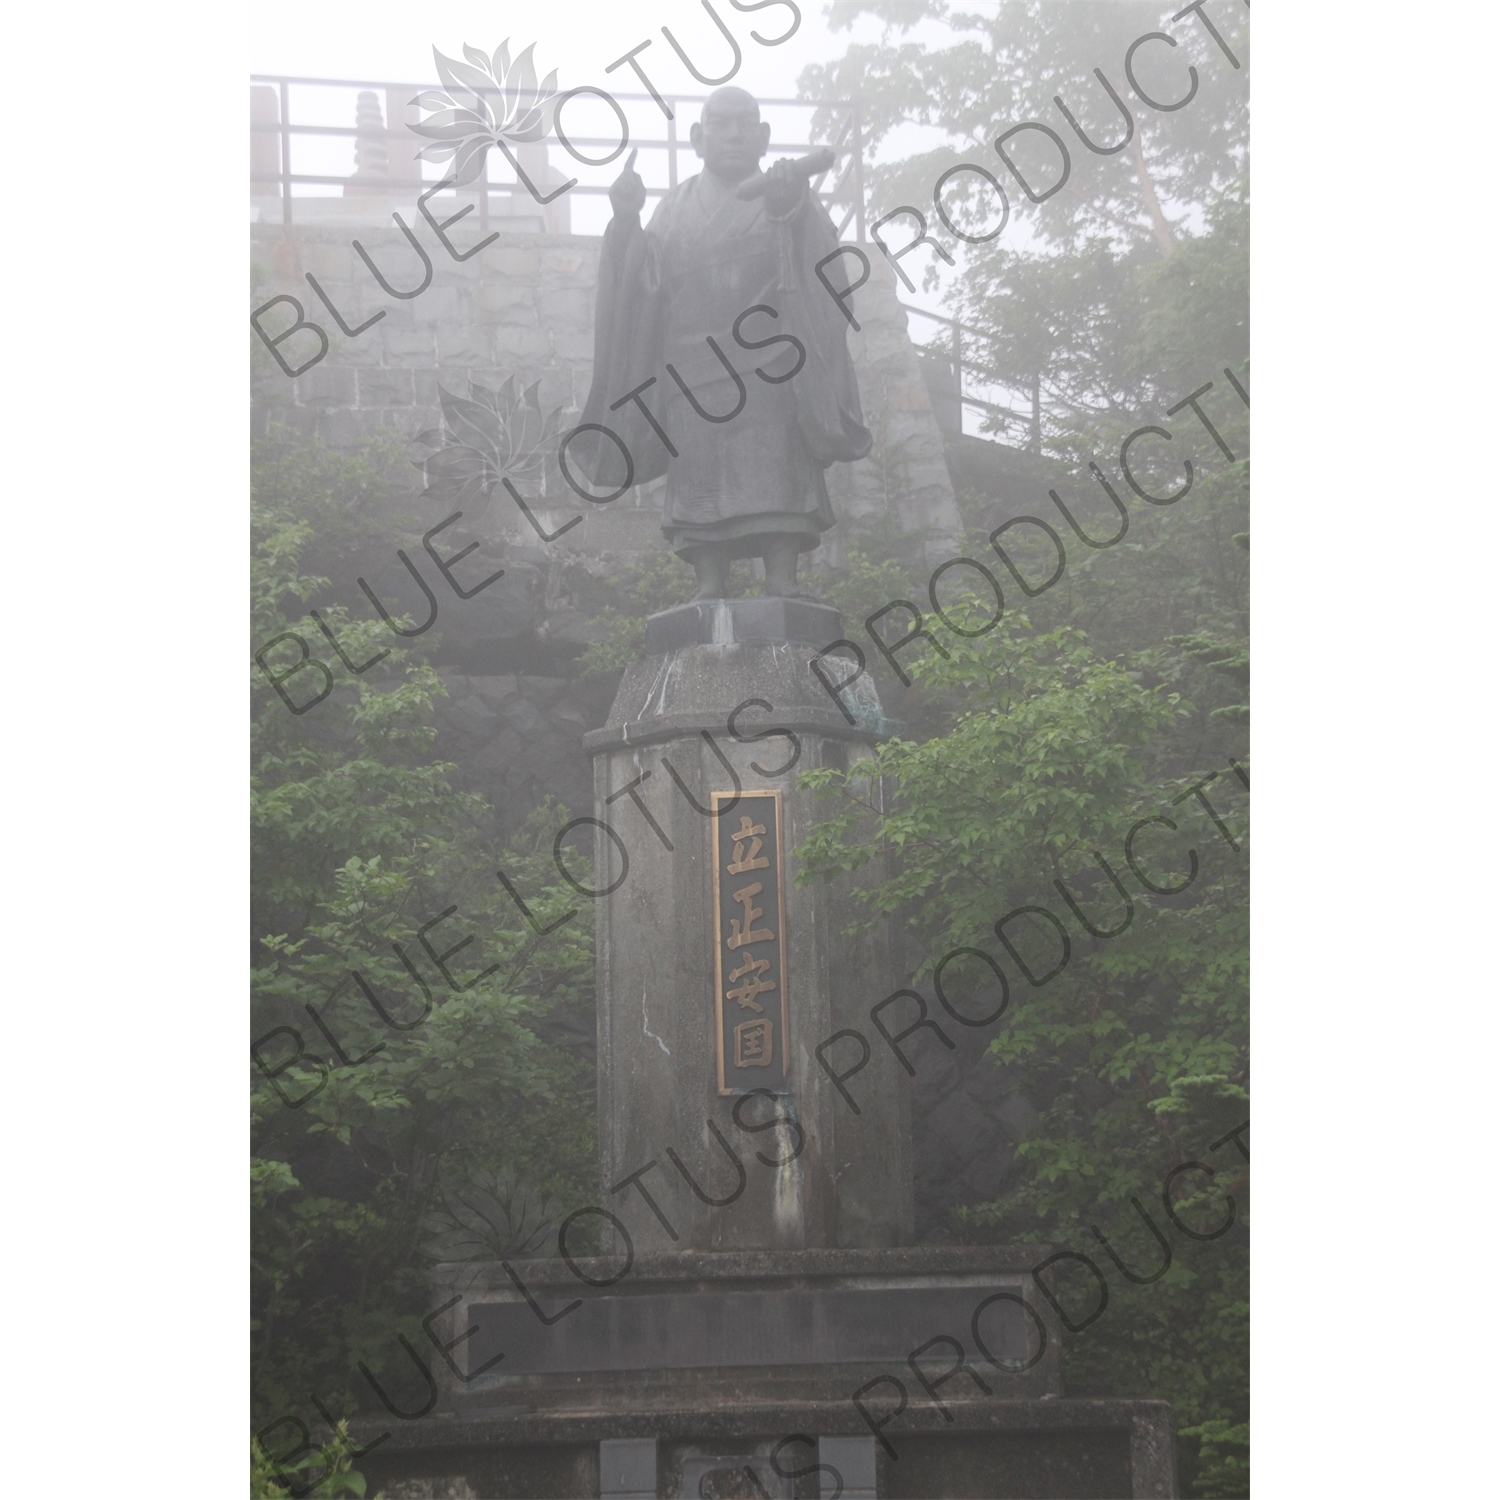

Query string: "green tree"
[[807, 0, 1248, 257], [251, 436, 596, 1428], [251, 1421, 370, 1497], [804, 2, 1249, 446], [797, 610, 1248, 1495], [797, 13, 1250, 1483]]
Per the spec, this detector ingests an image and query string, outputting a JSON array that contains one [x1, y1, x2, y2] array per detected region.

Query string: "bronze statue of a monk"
[[579, 87, 872, 600]]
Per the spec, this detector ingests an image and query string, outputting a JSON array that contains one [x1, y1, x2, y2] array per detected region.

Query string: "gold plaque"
[[711, 790, 789, 1093]]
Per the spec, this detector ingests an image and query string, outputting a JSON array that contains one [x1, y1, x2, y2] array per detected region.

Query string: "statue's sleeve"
[[577, 202, 674, 490], [770, 194, 874, 467]]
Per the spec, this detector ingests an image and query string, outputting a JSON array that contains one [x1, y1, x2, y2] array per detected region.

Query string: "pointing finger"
[[625, 148, 638, 173]]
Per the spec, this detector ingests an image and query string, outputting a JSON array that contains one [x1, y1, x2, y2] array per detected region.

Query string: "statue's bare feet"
[[691, 545, 731, 600], [762, 539, 802, 597]]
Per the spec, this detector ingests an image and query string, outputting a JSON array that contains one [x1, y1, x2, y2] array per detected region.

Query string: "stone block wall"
[[250, 221, 964, 565]]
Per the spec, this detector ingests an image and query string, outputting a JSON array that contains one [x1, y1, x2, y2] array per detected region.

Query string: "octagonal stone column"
[[580, 599, 912, 1254]]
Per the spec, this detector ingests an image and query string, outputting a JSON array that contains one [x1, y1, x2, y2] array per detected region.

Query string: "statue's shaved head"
[[702, 86, 760, 121], [692, 86, 770, 185]]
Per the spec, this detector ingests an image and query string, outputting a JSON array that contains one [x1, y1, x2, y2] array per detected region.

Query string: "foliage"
[[817, 518, 920, 633], [795, 606, 1248, 1493], [798, 616, 1183, 929], [806, 0, 1248, 259], [805, 1, 1248, 451], [1179, 1418, 1251, 1500], [952, 192, 1248, 443], [798, 32, 1253, 1482], [1167, 626, 1248, 723], [950, 410, 1249, 776], [251, 1421, 370, 1498], [576, 547, 702, 678], [251, 435, 596, 1430]]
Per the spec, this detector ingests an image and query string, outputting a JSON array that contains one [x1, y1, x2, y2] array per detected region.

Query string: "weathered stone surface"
[[427, 1248, 1059, 1410], [292, 364, 357, 408], [588, 642, 908, 1253], [354, 1398, 1177, 1498], [468, 1283, 1033, 1378], [359, 366, 415, 406], [382, 1480, 479, 1499], [585, 640, 895, 755], [645, 599, 845, 654]]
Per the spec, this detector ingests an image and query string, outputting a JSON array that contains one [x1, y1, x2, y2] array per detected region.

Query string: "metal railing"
[[899, 302, 1041, 448], [249, 75, 866, 239]]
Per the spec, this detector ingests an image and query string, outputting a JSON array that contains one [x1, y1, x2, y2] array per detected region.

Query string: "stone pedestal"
[[430, 1248, 1061, 1416], [580, 600, 908, 1253], [375, 601, 1178, 1497], [361, 1397, 1177, 1499], [360, 1245, 1176, 1497]]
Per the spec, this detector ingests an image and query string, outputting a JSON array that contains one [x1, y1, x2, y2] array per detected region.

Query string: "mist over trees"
[[806, 0, 1247, 434], [251, 442, 598, 1434], [799, 6, 1249, 1493]]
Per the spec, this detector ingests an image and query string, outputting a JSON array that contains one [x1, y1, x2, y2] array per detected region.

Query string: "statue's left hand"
[[762, 157, 807, 218], [609, 147, 648, 220]]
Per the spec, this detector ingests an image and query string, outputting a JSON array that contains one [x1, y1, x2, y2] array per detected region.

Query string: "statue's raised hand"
[[762, 157, 807, 218], [609, 148, 648, 219]]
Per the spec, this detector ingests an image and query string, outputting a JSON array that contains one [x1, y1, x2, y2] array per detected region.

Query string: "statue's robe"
[[579, 170, 872, 558]]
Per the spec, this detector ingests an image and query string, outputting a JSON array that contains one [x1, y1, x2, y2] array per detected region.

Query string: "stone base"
[[356, 1399, 1177, 1498], [349, 1250, 1175, 1497], [644, 599, 846, 655], [429, 1248, 1061, 1413]]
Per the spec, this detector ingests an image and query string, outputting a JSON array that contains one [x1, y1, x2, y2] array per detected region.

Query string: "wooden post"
[[279, 78, 292, 228], [251, 86, 280, 201]]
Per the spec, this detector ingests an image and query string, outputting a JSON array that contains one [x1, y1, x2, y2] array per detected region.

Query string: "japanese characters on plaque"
[[711, 790, 789, 1094]]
